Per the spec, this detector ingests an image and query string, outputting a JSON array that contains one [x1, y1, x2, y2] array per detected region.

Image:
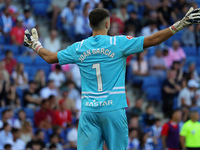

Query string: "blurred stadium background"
[[0, 0, 200, 150]]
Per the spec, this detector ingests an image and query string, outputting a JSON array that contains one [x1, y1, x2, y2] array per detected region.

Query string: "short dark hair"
[[11, 128, 20, 134], [89, 8, 110, 30], [49, 143, 57, 149], [35, 129, 43, 136]]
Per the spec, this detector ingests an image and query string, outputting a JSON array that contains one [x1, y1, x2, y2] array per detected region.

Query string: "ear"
[[106, 20, 110, 29]]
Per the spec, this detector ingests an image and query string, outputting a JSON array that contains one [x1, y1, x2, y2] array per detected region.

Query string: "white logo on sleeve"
[[85, 100, 113, 107]]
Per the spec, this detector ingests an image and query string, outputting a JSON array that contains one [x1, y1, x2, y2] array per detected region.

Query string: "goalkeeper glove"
[[23, 28, 43, 53], [170, 7, 200, 34]]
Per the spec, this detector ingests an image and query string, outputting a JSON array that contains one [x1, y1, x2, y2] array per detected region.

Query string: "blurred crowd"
[[0, 0, 200, 150]]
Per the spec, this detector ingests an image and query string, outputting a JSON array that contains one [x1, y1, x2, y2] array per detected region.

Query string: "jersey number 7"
[[92, 63, 103, 91]]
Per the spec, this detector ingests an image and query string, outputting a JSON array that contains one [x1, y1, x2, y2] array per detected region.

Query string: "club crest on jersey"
[[126, 36, 134, 40]]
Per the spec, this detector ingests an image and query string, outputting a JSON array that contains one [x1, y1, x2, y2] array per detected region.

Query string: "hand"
[[23, 28, 43, 53], [170, 7, 200, 34]]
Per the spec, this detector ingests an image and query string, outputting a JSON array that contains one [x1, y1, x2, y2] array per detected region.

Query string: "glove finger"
[[25, 29, 31, 35], [186, 7, 194, 16], [31, 28, 39, 40]]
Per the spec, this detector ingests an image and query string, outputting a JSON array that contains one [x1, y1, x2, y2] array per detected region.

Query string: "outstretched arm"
[[144, 28, 173, 49], [37, 48, 58, 64], [144, 7, 200, 49]]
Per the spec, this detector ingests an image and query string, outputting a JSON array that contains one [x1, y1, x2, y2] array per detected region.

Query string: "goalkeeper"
[[24, 7, 200, 150]]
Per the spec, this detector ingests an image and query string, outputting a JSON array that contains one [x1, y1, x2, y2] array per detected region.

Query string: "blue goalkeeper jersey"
[[57, 35, 144, 112]]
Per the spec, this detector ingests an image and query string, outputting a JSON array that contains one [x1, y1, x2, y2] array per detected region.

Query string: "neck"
[[92, 30, 107, 37], [191, 119, 196, 122]]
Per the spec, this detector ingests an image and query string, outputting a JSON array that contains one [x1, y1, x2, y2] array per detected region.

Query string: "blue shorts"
[[77, 108, 128, 150]]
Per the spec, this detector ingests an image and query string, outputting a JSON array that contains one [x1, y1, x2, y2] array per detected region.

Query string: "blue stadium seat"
[[16, 88, 24, 106], [37, 65, 51, 77], [145, 87, 161, 101], [142, 76, 160, 90], [24, 65, 38, 81], [183, 46, 197, 56], [35, 56, 49, 65], [196, 67, 200, 76], [17, 56, 33, 65], [33, 2, 49, 17], [0, 107, 7, 119], [23, 107, 34, 119], [186, 56, 197, 66], [147, 46, 157, 58], [3, 45, 19, 55]]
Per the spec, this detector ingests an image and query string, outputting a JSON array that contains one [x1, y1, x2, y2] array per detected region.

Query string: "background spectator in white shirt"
[[48, 64, 65, 88], [44, 29, 61, 53], [0, 123, 12, 150], [40, 80, 59, 99], [21, 8, 36, 30], [67, 120, 78, 149], [178, 79, 199, 108], [141, 20, 158, 36]]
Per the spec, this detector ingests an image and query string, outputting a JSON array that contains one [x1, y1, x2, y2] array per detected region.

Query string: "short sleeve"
[[180, 123, 188, 137], [161, 123, 169, 136], [117, 36, 145, 57], [57, 43, 77, 65]]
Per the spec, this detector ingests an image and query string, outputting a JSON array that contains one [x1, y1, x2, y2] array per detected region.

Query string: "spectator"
[[67, 120, 78, 149], [20, 121, 33, 144], [131, 52, 149, 85], [182, 25, 196, 47], [144, 0, 161, 11], [128, 98, 143, 117], [161, 109, 182, 150], [150, 118, 162, 139], [163, 48, 172, 68], [162, 69, 182, 117], [5, 83, 20, 108], [4, 144, 12, 150], [110, 9, 124, 35], [75, 2, 92, 41], [50, 0, 68, 29], [23, 81, 41, 109], [180, 110, 200, 150], [54, 99, 72, 128], [4, 0, 18, 20], [69, 64, 81, 88], [158, 0, 176, 27], [10, 16, 25, 46], [27, 141, 44, 150], [3, 50, 17, 75], [116, 4, 128, 22], [48, 64, 65, 88], [26, 130, 46, 150], [11, 63, 28, 89], [7, 109, 21, 128], [22, 8, 36, 30], [184, 62, 199, 83], [40, 80, 58, 99], [141, 20, 159, 36], [139, 132, 157, 150], [0, 123, 12, 150], [127, 128, 140, 150], [129, 115, 139, 129], [46, 134, 63, 150], [6, 128, 25, 150], [0, 7, 12, 42], [34, 69, 46, 91], [124, 11, 141, 36], [44, 29, 61, 53], [0, 60, 10, 83], [61, 0, 77, 41], [149, 49, 167, 78], [34, 99, 56, 129], [0, 70, 8, 106], [142, 105, 155, 127], [59, 87, 76, 113], [0, 109, 10, 128], [171, 61, 184, 83], [168, 40, 186, 66], [18, 109, 30, 126], [178, 79, 199, 108]]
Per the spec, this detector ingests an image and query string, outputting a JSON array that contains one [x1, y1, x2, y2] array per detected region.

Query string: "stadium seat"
[[147, 46, 157, 58], [34, 56, 49, 65], [24, 65, 38, 81], [145, 87, 161, 101], [17, 56, 33, 65], [183, 46, 197, 56], [186, 56, 197, 66], [0, 107, 7, 119], [36, 65, 51, 77], [32, 2, 49, 17], [142, 76, 160, 90], [16, 88, 24, 106], [3, 45, 19, 55], [23, 107, 34, 119]]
